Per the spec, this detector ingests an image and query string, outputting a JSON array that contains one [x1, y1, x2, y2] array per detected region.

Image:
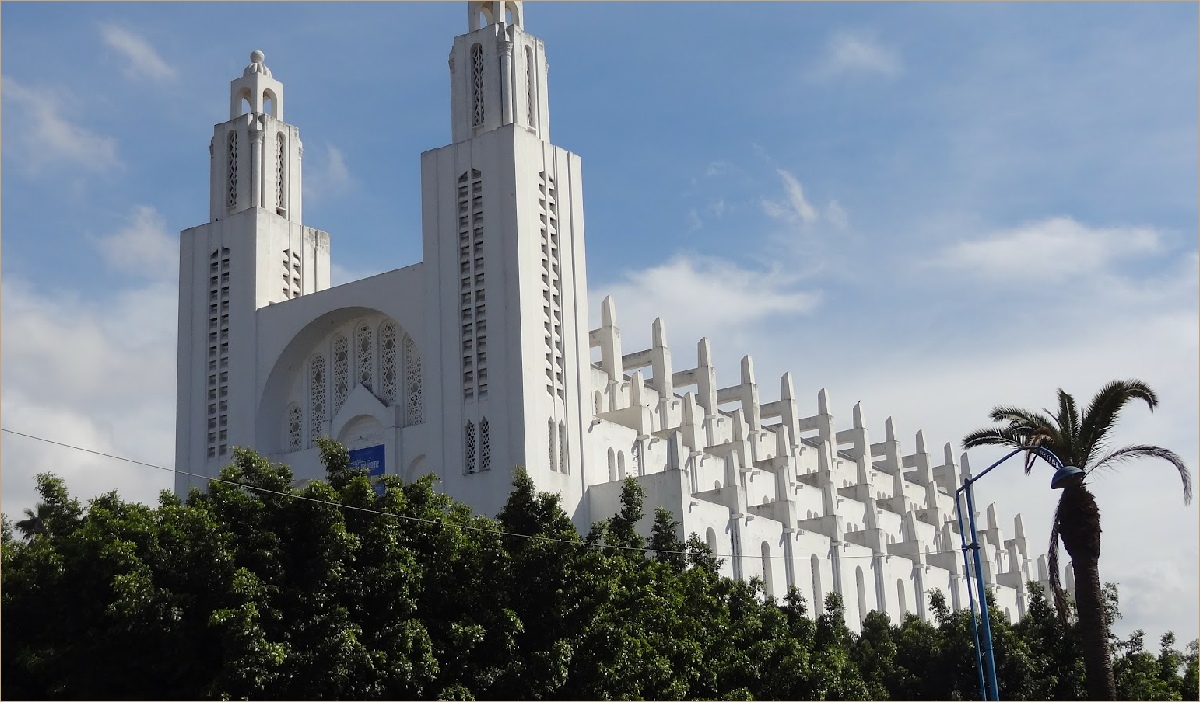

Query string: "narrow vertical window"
[[404, 334, 424, 425], [558, 420, 567, 474], [525, 46, 535, 127], [379, 322, 398, 405], [309, 354, 326, 446], [287, 402, 303, 451], [548, 419, 556, 472], [276, 133, 286, 213], [332, 334, 349, 416], [465, 421, 477, 474], [471, 43, 485, 127], [761, 543, 774, 598], [356, 323, 374, 392], [227, 131, 239, 209], [480, 418, 491, 472]]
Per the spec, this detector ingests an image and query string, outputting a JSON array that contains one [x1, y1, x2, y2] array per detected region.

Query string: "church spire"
[[449, 0, 549, 144], [210, 50, 303, 224]]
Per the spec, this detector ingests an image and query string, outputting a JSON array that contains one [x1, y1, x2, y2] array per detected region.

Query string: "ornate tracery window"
[[471, 43, 485, 127], [227, 132, 239, 209], [480, 418, 491, 472], [404, 334, 424, 425], [275, 133, 286, 212], [309, 354, 326, 446], [380, 322, 398, 405], [356, 323, 374, 392], [287, 402, 303, 451], [465, 421, 477, 474], [332, 334, 349, 415]]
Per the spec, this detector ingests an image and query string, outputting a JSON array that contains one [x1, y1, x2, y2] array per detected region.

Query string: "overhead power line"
[[2, 427, 970, 562]]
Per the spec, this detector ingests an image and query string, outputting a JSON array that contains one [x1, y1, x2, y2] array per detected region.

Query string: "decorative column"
[[250, 117, 265, 208], [498, 40, 514, 126]]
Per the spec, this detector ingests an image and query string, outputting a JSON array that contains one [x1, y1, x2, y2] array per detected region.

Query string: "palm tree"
[[14, 503, 50, 540], [963, 379, 1191, 701]]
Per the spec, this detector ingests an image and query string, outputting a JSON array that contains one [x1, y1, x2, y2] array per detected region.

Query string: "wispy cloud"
[[303, 144, 353, 202], [2, 77, 120, 174], [594, 254, 821, 352], [93, 206, 178, 281], [99, 23, 177, 82], [935, 216, 1164, 280], [761, 169, 818, 225], [813, 31, 902, 80]]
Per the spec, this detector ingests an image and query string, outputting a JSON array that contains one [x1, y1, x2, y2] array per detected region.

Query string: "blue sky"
[[3, 2, 1197, 645]]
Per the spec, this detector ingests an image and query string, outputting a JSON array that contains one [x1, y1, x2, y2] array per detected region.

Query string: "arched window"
[[227, 131, 239, 209], [913, 570, 926, 621], [706, 527, 718, 555], [275, 133, 286, 213], [263, 89, 276, 118], [897, 579, 907, 618], [525, 45, 535, 127], [465, 421, 476, 474], [356, 323, 374, 392], [332, 334, 349, 416], [287, 402, 302, 452], [471, 43, 485, 127], [480, 418, 491, 472], [559, 421, 567, 474], [761, 542, 774, 598], [617, 452, 626, 480], [309, 354, 326, 446], [379, 322, 397, 405], [404, 334, 423, 425], [608, 448, 617, 482]]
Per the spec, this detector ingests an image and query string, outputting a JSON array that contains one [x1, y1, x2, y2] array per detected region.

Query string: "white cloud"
[[813, 32, 902, 80], [2, 77, 120, 174], [593, 254, 820, 353], [99, 23, 177, 82], [761, 169, 818, 225], [93, 205, 178, 280], [303, 144, 352, 201], [1, 278, 177, 519], [936, 216, 1165, 280]]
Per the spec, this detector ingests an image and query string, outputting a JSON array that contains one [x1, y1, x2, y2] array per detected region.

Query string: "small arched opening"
[[897, 578, 907, 619], [811, 554, 823, 614]]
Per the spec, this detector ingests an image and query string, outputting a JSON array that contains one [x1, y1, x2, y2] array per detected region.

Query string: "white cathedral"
[[175, 2, 1060, 631]]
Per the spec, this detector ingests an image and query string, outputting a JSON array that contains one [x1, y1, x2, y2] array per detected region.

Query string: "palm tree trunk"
[[1072, 555, 1116, 700]]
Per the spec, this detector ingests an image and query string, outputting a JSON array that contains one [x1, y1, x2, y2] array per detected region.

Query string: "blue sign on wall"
[[348, 444, 386, 493]]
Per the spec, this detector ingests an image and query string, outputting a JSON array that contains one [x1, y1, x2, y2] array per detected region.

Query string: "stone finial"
[[741, 355, 755, 384], [244, 50, 272, 77], [986, 503, 998, 530], [652, 317, 667, 347], [601, 295, 617, 327], [698, 337, 712, 366], [852, 401, 864, 429], [781, 372, 795, 401], [915, 429, 927, 454], [1014, 513, 1025, 539], [818, 387, 830, 415], [944, 442, 955, 466], [885, 416, 896, 442]]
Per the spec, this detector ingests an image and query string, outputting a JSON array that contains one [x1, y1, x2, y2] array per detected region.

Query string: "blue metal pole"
[[955, 485, 987, 701], [966, 481, 1000, 700]]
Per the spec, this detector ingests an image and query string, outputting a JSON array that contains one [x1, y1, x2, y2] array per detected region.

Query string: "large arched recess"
[[256, 305, 419, 451]]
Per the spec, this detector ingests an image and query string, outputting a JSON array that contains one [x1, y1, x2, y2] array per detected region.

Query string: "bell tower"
[[176, 51, 331, 493], [422, 2, 593, 519], [449, 0, 550, 144]]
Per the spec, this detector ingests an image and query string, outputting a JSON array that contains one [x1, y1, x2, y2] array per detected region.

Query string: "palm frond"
[[1079, 379, 1159, 467], [1047, 503, 1070, 626], [1089, 444, 1192, 504], [962, 427, 1025, 450], [1055, 388, 1081, 446]]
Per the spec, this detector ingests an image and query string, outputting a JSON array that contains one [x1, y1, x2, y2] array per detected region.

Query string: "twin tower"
[[175, 1, 595, 519]]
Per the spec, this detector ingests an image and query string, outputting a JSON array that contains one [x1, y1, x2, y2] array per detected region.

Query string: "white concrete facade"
[[175, 1, 1055, 632]]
